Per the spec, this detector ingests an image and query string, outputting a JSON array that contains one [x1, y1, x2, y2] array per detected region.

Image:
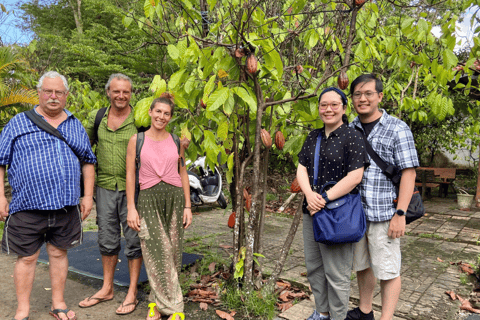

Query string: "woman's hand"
[[183, 207, 192, 229], [305, 191, 326, 215], [127, 208, 141, 232]]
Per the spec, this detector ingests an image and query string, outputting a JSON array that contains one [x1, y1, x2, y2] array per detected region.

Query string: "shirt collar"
[[321, 123, 347, 138], [33, 105, 73, 117]]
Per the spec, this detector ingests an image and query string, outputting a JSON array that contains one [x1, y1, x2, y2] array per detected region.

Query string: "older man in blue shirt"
[[0, 71, 96, 320]]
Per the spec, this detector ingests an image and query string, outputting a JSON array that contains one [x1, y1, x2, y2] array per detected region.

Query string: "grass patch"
[[418, 233, 444, 240], [221, 284, 278, 320], [266, 193, 277, 202]]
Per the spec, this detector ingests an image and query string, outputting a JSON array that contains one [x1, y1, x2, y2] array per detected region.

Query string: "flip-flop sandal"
[[78, 296, 114, 308], [116, 300, 139, 315], [49, 308, 76, 320]]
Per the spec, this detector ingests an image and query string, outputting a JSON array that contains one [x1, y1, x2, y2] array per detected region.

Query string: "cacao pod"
[[246, 54, 258, 74], [275, 131, 285, 150], [200, 99, 207, 109], [410, 61, 416, 69], [291, 177, 301, 193], [355, 0, 366, 5], [235, 48, 245, 58], [228, 212, 236, 228], [260, 129, 272, 149], [337, 70, 349, 90], [243, 188, 249, 200], [245, 194, 252, 211]]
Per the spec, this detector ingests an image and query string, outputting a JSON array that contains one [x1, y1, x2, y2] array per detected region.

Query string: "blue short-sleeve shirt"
[[0, 106, 97, 214]]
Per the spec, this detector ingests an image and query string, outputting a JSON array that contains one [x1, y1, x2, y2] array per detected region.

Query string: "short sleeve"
[[0, 117, 17, 166], [393, 124, 419, 170], [345, 129, 369, 173], [85, 109, 98, 141], [298, 130, 318, 169]]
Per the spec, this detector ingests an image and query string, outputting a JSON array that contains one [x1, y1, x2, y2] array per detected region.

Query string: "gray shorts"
[[352, 220, 401, 280], [96, 186, 141, 259]]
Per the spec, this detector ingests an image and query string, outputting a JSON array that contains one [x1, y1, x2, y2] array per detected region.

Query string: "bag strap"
[[355, 126, 400, 185], [24, 109, 82, 160], [171, 133, 184, 167], [313, 133, 322, 187], [92, 107, 107, 145]]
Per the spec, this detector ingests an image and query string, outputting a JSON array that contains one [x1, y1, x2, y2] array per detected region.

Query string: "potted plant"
[[454, 171, 477, 211]]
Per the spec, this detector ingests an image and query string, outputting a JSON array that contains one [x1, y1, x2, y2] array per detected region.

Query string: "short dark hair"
[[350, 74, 383, 95], [150, 93, 175, 114]]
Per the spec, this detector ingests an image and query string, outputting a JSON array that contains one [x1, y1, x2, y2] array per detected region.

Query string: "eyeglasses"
[[319, 102, 342, 111], [41, 89, 68, 97], [352, 91, 378, 100]]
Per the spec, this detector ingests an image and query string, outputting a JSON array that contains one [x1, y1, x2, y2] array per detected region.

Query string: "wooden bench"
[[415, 167, 456, 198]]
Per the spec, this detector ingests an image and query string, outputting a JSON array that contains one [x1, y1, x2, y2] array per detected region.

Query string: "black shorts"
[[1, 205, 83, 257]]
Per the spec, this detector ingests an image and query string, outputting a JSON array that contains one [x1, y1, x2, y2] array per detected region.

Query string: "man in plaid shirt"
[[346, 74, 419, 320]]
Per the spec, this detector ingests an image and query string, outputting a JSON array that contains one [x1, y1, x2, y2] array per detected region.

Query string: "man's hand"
[[388, 213, 406, 239], [0, 195, 8, 222], [127, 208, 141, 232], [80, 195, 94, 221]]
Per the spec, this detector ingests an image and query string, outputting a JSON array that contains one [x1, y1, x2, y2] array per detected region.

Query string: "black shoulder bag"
[[358, 127, 425, 224]]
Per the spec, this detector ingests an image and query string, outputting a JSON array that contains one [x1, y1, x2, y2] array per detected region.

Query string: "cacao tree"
[[125, 0, 478, 292]]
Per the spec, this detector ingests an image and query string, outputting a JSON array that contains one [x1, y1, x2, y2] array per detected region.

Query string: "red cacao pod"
[[246, 54, 258, 74], [291, 177, 301, 193], [337, 70, 349, 90], [355, 0, 366, 5], [295, 65, 304, 74], [260, 129, 272, 149], [243, 188, 249, 201], [235, 48, 245, 58], [275, 131, 285, 150], [228, 212, 236, 228], [200, 99, 207, 109]]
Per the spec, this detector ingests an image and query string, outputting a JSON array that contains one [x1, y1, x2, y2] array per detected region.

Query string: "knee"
[[47, 245, 67, 259], [17, 253, 39, 266]]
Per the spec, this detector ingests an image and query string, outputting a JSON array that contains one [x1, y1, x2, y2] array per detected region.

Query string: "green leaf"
[[207, 87, 229, 111], [203, 75, 217, 102], [227, 153, 234, 171], [442, 50, 458, 69], [149, 75, 166, 96], [167, 44, 180, 61], [417, 19, 428, 34], [174, 95, 189, 109], [232, 86, 257, 110], [217, 121, 229, 141], [168, 69, 186, 90]]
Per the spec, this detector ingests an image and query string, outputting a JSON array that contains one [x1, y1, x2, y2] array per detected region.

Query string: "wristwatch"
[[396, 209, 405, 216], [321, 191, 330, 203]]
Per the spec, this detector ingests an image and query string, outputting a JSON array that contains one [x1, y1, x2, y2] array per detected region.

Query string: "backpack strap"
[[134, 132, 145, 205], [92, 107, 107, 145], [24, 109, 66, 142], [171, 133, 184, 167]]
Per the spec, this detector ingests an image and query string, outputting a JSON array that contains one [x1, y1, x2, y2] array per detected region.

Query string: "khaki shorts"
[[352, 220, 401, 280]]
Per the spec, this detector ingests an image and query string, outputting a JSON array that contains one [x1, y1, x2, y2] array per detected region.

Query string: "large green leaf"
[[207, 87, 229, 111], [232, 86, 257, 110]]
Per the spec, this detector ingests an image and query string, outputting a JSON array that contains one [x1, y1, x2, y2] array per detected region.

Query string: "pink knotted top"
[[138, 134, 182, 190]]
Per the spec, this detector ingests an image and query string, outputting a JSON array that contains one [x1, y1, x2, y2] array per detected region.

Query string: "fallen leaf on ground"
[[437, 257, 444, 262], [215, 309, 234, 320], [459, 263, 475, 275], [445, 290, 456, 300], [300, 271, 307, 276], [460, 297, 480, 313], [277, 302, 293, 312], [279, 291, 290, 302], [219, 244, 233, 249], [229, 311, 236, 317], [209, 262, 216, 273], [200, 302, 208, 310]]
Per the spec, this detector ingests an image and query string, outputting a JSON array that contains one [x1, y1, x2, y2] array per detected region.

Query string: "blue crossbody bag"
[[311, 133, 366, 244]]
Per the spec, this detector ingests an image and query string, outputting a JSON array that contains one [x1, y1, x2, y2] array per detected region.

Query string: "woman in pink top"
[[125, 93, 192, 320]]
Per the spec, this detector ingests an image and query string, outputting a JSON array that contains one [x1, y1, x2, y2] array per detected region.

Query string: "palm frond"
[[0, 87, 39, 108]]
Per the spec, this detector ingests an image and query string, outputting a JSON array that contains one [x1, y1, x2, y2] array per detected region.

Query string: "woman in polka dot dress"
[[296, 87, 369, 320], [125, 93, 192, 320]]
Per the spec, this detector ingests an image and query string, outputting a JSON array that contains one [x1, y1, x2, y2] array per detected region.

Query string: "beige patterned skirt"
[[137, 181, 185, 315]]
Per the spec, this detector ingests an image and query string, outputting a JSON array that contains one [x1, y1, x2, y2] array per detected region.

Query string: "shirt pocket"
[[138, 218, 151, 240]]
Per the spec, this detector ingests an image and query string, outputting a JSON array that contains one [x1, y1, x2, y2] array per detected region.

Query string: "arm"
[[0, 166, 8, 221], [324, 167, 364, 201], [296, 164, 325, 216], [179, 146, 192, 229], [388, 167, 416, 239], [126, 135, 140, 232], [80, 163, 95, 220]]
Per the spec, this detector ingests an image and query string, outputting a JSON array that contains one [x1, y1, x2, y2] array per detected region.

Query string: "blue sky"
[[0, 0, 33, 45]]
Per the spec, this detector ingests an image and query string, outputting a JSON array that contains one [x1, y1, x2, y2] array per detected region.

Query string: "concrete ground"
[[1, 196, 480, 319]]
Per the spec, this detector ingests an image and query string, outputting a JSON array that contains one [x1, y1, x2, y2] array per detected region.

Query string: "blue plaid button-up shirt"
[[0, 107, 96, 214], [350, 110, 419, 222]]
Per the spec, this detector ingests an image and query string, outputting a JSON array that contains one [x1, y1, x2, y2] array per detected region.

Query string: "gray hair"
[[105, 73, 132, 92], [37, 71, 69, 91]]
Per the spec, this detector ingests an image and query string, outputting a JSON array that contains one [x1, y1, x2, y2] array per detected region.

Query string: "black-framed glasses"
[[41, 89, 67, 97], [352, 91, 378, 100]]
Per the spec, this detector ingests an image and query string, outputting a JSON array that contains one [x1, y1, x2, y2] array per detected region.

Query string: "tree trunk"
[[476, 142, 480, 207], [263, 197, 304, 295], [67, 0, 83, 34]]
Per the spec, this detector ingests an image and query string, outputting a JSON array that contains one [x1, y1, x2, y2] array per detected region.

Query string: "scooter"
[[187, 156, 228, 209]]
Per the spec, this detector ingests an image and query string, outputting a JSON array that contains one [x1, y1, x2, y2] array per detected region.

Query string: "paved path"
[[1, 197, 480, 319]]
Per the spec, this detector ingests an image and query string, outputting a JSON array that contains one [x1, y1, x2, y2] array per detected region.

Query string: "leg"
[[14, 250, 40, 320], [47, 243, 69, 310], [302, 213, 329, 317], [115, 257, 142, 314], [356, 267, 376, 314], [379, 276, 401, 320]]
